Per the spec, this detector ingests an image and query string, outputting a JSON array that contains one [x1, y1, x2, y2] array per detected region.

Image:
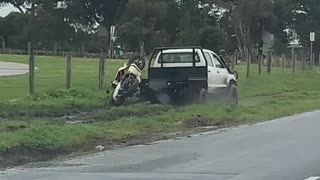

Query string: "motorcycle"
[[111, 55, 145, 105]]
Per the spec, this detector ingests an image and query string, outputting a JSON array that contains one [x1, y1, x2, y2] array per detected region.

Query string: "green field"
[[0, 54, 125, 100], [0, 55, 125, 117], [1, 54, 320, 168]]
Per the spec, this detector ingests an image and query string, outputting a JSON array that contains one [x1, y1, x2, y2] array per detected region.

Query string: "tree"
[[117, 17, 146, 52], [199, 26, 225, 52], [175, 0, 206, 46], [1, 0, 306, 55], [117, 0, 168, 53], [0, 12, 27, 48]]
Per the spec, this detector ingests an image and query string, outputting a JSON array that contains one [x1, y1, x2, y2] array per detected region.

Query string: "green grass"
[[0, 55, 125, 117], [2, 55, 320, 167], [0, 120, 106, 152], [0, 54, 125, 100]]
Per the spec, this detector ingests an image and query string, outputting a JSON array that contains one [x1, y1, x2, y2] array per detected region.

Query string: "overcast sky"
[[0, 4, 19, 17]]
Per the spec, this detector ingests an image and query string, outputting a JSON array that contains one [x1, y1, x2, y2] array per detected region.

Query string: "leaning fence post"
[[246, 54, 251, 79], [98, 54, 106, 90], [267, 51, 272, 74], [66, 53, 72, 89], [29, 54, 35, 96]]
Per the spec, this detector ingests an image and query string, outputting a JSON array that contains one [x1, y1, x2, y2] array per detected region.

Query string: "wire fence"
[[0, 53, 124, 100], [1, 50, 319, 100], [231, 50, 320, 79]]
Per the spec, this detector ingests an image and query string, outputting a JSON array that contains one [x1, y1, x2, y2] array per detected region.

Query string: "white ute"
[[143, 47, 239, 105]]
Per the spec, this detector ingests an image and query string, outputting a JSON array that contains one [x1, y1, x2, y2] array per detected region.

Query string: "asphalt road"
[[2, 111, 320, 180], [0, 61, 31, 76]]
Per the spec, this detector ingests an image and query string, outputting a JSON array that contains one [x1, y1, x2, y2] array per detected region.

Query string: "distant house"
[[288, 39, 303, 49], [108, 45, 124, 58]]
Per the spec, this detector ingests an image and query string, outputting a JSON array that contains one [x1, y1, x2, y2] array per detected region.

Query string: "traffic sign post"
[[291, 30, 298, 68], [109, 26, 116, 59], [310, 32, 315, 69]]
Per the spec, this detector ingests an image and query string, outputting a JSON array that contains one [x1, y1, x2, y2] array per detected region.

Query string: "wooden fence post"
[[258, 54, 262, 75], [281, 54, 285, 71], [29, 54, 35, 96], [246, 54, 251, 79], [267, 51, 272, 74], [276, 55, 280, 67], [2, 40, 5, 54], [312, 53, 315, 70], [302, 53, 306, 71], [66, 53, 72, 89], [98, 56, 102, 89], [53, 41, 58, 56], [27, 41, 32, 55], [235, 50, 239, 65], [80, 42, 85, 57], [319, 53, 320, 72], [98, 54, 106, 90], [292, 53, 296, 73], [231, 52, 236, 70]]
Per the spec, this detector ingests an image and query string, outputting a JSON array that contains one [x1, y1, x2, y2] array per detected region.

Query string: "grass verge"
[[1, 56, 320, 168]]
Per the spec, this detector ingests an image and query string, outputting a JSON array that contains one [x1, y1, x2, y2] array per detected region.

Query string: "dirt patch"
[[242, 90, 295, 99]]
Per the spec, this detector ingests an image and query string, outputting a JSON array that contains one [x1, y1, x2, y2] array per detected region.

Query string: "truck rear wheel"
[[227, 84, 238, 106]]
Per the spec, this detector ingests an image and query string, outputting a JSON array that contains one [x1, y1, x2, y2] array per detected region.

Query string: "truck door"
[[210, 53, 228, 88], [204, 52, 220, 92]]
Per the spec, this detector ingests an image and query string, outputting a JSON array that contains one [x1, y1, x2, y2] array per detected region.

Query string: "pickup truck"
[[140, 46, 239, 105]]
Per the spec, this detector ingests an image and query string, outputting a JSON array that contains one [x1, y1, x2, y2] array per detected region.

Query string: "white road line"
[[305, 177, 320, 180]]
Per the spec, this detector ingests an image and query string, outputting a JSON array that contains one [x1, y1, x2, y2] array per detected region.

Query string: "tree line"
[[0, 0, 319, 56]]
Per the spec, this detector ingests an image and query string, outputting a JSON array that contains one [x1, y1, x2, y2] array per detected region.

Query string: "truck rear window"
[[159, 53, 200, 63]]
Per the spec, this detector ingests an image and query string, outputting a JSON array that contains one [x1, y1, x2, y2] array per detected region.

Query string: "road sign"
[[110, 26, 116, 40], [310, 32, 315, 42]]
